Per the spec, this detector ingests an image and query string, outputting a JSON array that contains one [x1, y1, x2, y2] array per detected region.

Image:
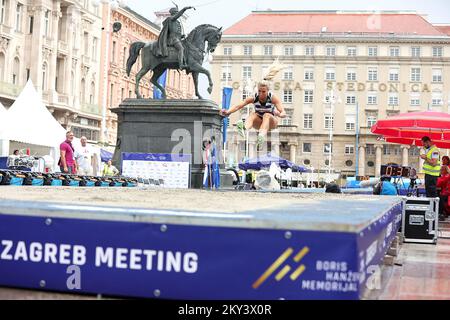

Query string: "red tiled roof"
[[435, 25, 450, 35], [225, 12, 446, 36]]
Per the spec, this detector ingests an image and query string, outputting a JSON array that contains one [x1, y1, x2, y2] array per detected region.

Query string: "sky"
[[126, 0, 450, 30], [124, 0, 450, 97]]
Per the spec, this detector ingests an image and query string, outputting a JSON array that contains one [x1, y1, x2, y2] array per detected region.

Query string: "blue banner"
[[153, 70, 168, 99], [221, 87, 233, 146], [0, 202, 402, 299]]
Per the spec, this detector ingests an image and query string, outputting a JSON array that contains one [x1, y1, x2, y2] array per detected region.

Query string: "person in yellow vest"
[[420, 136, 441, 197], [102, 160, 119, 177]]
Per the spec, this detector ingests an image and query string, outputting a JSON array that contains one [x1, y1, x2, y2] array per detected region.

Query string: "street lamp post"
[[325, 87, 341, 182]]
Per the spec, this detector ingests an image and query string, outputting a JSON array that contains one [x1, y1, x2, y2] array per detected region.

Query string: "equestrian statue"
[[126, 5, 222, 99]]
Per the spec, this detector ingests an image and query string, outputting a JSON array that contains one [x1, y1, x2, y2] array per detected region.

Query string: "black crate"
[[402, 197, 439, 244]]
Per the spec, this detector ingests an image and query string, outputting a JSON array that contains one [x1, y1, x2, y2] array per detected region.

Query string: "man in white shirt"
[[75, 136, 94, 176]]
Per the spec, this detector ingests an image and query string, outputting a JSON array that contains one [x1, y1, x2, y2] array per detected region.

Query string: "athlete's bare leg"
[[259, 113, 278, 137], [245, 113, 263, 130]]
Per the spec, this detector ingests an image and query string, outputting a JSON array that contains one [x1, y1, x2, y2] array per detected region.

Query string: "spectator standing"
[[75, 136, 94, 176], [59, 131, 77, 174]]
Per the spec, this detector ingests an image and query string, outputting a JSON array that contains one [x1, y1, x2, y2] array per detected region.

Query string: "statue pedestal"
[[112, 99, 232, 189]]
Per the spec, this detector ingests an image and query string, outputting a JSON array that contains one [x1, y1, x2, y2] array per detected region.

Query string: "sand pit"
[[0, 186, 374, 213]]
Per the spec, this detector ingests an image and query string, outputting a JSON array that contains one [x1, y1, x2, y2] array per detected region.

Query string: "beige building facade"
[[0, 0, 104, 142], [211, 11, 450, 177]]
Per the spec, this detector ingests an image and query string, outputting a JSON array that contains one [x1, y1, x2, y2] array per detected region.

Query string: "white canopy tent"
[[0, 80, 67, 171], [0, 100, 10, 155]]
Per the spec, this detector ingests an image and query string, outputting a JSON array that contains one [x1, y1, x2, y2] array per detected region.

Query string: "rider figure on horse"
[[153, 5, 195, 70]]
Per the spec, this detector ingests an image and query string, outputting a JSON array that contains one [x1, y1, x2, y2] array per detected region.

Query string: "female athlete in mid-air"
[[220, 81, 286, 149]]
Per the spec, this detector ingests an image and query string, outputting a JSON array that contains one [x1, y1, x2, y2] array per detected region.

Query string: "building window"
[[90, 82, 95, 104], [347, 47, 357, 56], [123, 47, 127, 69], [0, 0, 5, 25], [409, 146, 420, 156], [432, 93, 443, 106], [366, 144, 375, 155], [389, 69, 399, 82], [243, 45, 252, 55], [324, 114, 334, 129], [92, 38, 98, 61], [346, 95, 356, 105], [325, 67, 335, 81], [432, 46, 443, 57], [283, 90, 293, 103], [367, 93, 377, 105], [303, 143, 312, 153], [389, 47, 400, 57], [345, 145, 355, 155], [305, 46, 314, 56], [263, 45, 273, 56], [383, 145, 391, 155], [80, 79, 86, 104], [411, 68, 421, 82], [223, 46, 232, 55], [12, 57, 19, 85], [28, 15, 33, 34], [284, 46, 294, 56], [304, 90, 314, 103], [84, 32, 89, 55], [15, 3, 22, 32], [304, 68, 314, 80], [41, 63, 47, 90], [241, 89, 251, 101], [345, 115, 356, 130], [221, 65, 231, 81], [411, 46, 421, 57], [324, 143, 333, 154], [368, 46, 378, 57], [283, 67, 293, 80], [109, 83, 114, 107], [326, 46, 336, 56], [242, 66, 252, 79], [432, 69, 442, 82], [281, 109, 293, 125], [410, 94, 421, 106], [367, 116, 377, 127], [368, 68, 378, 81], [44, 10, 50, 37], [112, 41, 117, 63], [389, 94, 399, 106], [346, 69, 356, 81], [303, 114, 313, 129]]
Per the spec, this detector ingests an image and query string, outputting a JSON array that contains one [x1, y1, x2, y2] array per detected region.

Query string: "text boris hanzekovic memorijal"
[[178, 304, 272, 317]]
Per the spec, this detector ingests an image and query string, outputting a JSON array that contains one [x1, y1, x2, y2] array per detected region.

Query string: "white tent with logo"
[[0, 80, 67, 170]]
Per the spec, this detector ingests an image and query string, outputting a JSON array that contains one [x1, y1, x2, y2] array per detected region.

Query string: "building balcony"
[[57, 94, 69, 105], [58, 41, 68, 55], [277, 125, 298, 134], [80, 103, 101, 116], [364, 104, 379, 111], [43, 36, 52, 48], [82, 55, 91, 66], [0, 81, 22, 98], [0, 24, 13, 35]]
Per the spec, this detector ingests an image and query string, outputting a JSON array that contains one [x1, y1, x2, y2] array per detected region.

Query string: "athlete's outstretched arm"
[[271, 95, 287, 118], [221, 96, 254, 117]]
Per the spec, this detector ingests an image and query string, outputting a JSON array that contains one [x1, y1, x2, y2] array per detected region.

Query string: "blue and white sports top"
[[253, 92, 275, 117]]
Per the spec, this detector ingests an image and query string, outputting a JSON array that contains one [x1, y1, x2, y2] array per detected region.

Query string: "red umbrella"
[[371, 111, 450, 149]]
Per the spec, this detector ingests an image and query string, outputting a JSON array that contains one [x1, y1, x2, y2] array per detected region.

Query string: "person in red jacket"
[[437, 156, 450, 221]]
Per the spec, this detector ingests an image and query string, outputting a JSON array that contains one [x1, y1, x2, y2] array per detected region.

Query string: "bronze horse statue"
[[126, 24, 222, 99]]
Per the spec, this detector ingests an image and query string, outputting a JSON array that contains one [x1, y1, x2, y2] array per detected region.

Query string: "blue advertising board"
[[0, 201, 402, 299]]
